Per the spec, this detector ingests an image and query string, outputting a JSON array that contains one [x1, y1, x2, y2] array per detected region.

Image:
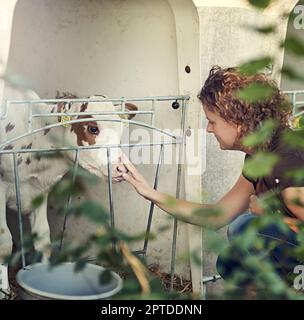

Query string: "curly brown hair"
[[198, 66, 292, 146]]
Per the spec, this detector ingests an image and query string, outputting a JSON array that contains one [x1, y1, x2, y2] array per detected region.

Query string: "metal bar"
[[292, 92, 297, 117], [5, 95, 190, 105], [294, 110, 304, 117], [284, 90, 304, 94], [0, 118, 180, 149], [107, 148, 115, 251], [32, 111, 154, 118], [121, 98, 126, 112], [151, 100, 155, 126], [28, 102, 33, 132], [293, 101, 304, 105], [202, 275, 221, 284], [13, 154, 26, 269], [0, 141, 182, 155], [59, 149, 80, 251], [0, 100, 9, 120], [170, 98, 187, 291], [143, 144, 164, 257]]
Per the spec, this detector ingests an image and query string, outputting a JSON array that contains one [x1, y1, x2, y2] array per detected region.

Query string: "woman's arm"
[[281, 187, 304, 232], [282, 187, 304, 220], [121, 154, 255, 229]]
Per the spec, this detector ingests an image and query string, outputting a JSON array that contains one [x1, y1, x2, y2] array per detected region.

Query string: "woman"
[[121, 66, 304, 286]]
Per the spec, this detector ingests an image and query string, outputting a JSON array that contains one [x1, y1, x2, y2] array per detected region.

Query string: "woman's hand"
[[249, 195, 264, 215], [121, 154, 155, 200]]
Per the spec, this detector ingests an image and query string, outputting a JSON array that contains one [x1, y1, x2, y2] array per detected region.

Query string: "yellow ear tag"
[[61, 114, 72, 128], [118, 114, 129, 128]]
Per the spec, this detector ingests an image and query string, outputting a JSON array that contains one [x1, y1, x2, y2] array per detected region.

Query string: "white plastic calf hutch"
[[0, 0, 298, 299]]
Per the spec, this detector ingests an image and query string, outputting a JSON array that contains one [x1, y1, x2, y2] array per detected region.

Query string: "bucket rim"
[[16, 262, 123, 300]]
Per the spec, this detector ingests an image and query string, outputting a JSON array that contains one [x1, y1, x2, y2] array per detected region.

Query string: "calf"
[[0, 86, 137, 295]]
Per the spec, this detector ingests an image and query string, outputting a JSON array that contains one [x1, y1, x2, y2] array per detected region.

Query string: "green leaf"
[[243, 152, 279, 179], [192, 207, 223, 218], [74, 260, 86, 272], [283, 129, 304, 148], [157, 224, 171, 233], [71, 245, 90, 260], [242, 119, 278, 148], [248, 0, 272, 9], [283, 36, 304, 56], [73, 167, 99, 185], [237, 82, 275, 103], [31, 194, 45, 209], [99, 269, 112, 285], [110, 228, 155, 243], [76, 201, 109, 224], [238, 57, 273, 75], [244, 24, 277, 34], [281, 66, 304, 83], [254, 25, 276, 34], [292, 115, 304, 129], [204, 229, 228, 254], [4, 252, 22, 267], [51, 178, 82, 199], [190, 251, 202, 266], [34, 151, 63, 160], [285, 168, 304, 185]]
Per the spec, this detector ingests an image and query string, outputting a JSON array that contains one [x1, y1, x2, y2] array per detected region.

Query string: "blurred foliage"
[[237, 82, 275, 103], [283, 129, 304, 148], [291, 114, 304, 129], [285, 169, 304, 185], [242, 119, 278, 148], [282, 65, 304, 83], [238, 57, 273, 76], [243, 151, 279, 179], [244, 24, 277, 34], [283, 36, 304, 57], [248, 0, 272, 9], [7, 167, 193, 300]]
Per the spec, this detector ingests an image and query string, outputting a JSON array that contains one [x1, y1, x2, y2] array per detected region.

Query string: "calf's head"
[[57, 96, 137, 182]]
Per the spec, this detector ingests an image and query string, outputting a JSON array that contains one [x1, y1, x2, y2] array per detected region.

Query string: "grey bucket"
[[16, 262, 123, 300]]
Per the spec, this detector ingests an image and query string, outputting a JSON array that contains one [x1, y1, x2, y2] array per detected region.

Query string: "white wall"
[[0, 0, 18, 102], [281, 0, 304, 92]]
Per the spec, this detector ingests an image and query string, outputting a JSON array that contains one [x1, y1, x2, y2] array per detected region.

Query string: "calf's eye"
[[88, 126, 100, 135]]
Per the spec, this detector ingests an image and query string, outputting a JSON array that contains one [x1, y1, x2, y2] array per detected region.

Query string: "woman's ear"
[[235, 124, 243, 147], [236, 124, 242, 136]]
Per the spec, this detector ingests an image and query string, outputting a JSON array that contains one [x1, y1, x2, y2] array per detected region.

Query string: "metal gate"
[[0, 94, 190, 291]]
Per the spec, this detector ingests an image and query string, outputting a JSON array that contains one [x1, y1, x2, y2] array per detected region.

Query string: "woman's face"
[[203, 105, 240, 150]]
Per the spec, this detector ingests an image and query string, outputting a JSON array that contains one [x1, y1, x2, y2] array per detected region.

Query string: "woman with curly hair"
[[121, 66, 304, 290]]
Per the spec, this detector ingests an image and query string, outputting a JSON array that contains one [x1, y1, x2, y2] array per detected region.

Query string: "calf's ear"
[[114, 103, 138, 120], [125, 103, 138, 120]]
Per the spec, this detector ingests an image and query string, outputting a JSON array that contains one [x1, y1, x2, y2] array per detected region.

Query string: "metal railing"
[[285, 90, 304, 117], [0, 94, 190, 291]]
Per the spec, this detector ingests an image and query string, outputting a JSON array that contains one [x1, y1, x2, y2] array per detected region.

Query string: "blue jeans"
[[216, 213, 301, 284]]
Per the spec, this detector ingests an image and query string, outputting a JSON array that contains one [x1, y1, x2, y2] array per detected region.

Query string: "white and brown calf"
[[0, 86, 137, 294]]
